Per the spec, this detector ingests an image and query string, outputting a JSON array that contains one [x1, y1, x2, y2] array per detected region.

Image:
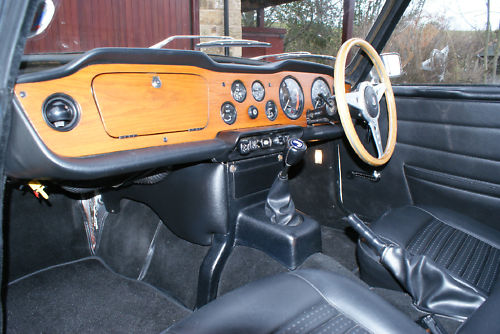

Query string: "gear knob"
[[280, 138, 307, 178]]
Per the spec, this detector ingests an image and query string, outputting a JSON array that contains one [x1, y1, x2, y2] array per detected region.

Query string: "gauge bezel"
[[251, 80, 265, 102], [220, 101, 237, 125], [231, 80, 247, 103], [311, 77, 331, 108], [265, 100, 278, 121], [279, 76, 304, 120]]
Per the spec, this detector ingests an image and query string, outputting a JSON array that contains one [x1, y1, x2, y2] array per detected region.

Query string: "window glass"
[[384, 0, 500, 85], [262, 0, 384, 59]]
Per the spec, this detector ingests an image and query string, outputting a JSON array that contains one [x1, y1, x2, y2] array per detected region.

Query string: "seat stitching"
[[438, 229, 462, 267], [433, 227, 456, 263], [288, 273, 372, 334], [449, 235, 472, 273], [485, 251, 500, 293], [472, 246, 491, 287], [445, 234, 468, 270], [422, 223, 445, 256], [408, 218, 438, 253], [414, 206, 500, 249], [345, 325, 361, 334], [477, 248, 497, 292], [309, 313, 343, 334], [407, 218, 434, 251], [413, 219, 438, 252], [458, 238, 479, 277], [465, 242, 487, 283]]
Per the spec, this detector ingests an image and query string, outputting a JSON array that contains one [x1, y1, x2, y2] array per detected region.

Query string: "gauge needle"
[[284, 99, 290, 111]]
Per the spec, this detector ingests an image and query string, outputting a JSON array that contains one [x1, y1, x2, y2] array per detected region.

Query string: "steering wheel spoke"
[[374, 83, 386, 102], [345, 90, 365, 111], [368, 120, 384, 158]]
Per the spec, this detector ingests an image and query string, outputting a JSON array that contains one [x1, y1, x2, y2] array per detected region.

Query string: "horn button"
[[364, 85, 379, 118]]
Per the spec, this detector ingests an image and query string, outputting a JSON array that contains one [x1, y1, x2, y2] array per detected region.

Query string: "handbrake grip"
[[347, 214, 388, 255]]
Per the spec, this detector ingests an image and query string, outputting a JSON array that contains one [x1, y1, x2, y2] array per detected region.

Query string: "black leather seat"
[[164, 269, 424, 334], [358, 205, 500, 297]]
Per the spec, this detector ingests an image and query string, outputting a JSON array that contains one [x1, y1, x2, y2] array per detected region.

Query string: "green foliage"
[[264, 0, 344, 56], [259, 0, 385, 63]]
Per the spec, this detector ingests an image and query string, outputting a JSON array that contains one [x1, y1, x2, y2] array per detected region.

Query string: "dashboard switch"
[[239, 140, 251, 155], [273, 135, 284, 146], [248, 105, 258, 119], [261, 137, 272, 148]]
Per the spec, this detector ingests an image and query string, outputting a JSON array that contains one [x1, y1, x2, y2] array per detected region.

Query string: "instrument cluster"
[[221, 77, 332, 125]]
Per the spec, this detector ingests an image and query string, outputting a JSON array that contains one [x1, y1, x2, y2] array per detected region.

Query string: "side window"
[[385, 0, 500, 85]]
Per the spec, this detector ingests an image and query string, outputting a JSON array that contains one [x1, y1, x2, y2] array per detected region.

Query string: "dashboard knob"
[[42, 93, 80, 131]]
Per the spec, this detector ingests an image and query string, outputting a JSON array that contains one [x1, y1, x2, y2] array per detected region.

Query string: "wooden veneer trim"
[[15, 63, 333, 157]]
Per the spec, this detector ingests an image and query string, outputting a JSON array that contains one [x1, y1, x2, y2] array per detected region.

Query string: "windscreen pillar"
[[342, 0, 354, 43]]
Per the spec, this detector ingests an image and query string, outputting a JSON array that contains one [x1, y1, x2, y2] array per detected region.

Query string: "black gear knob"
[[280, 138, 307, 179]]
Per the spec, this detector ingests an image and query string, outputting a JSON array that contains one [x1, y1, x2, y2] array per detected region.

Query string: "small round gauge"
[[248, 105, 258, 119], [221, 102, 237, 125], [251, 81, 265, 102], [231, 80, 247, 103], [265, 100, 278, 121], [279, 77, 304, 120], [311, 78, 331, 109]]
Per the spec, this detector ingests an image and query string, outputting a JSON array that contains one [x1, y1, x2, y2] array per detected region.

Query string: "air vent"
[[42, 93, 80, 131]]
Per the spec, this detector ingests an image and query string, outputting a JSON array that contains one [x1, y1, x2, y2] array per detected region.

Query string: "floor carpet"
[[320, 225, 359, 272], [6, 258, 191, 333]]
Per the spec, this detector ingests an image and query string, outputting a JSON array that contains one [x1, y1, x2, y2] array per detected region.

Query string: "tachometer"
[[251, 81, 265, 102], [311, 78, 331, 108], [231, 80, 247, 103], [279, 77, 304, 120]]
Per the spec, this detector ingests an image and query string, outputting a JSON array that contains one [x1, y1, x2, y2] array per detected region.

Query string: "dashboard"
[[8, 48, 343, 181]]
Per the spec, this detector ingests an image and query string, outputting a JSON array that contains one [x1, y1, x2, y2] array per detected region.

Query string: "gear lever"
[[280, 139, 307, 179], [265, 139, 307, 225]]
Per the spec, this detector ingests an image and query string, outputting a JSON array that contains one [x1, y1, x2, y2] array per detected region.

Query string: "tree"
[[484, 0, 491, 83], [263, 0, 385, 59], [493, 22, 500, 83]]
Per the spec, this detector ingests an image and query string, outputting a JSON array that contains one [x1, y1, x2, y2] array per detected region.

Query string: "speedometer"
[[311, 78, 331, 108], [279, 77, 304, 120]]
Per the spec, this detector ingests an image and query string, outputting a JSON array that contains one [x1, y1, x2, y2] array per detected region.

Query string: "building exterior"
[[25, 0, 296, 57]]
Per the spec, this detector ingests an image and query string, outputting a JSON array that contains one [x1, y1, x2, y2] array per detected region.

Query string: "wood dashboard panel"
[[93, 73, 209, 137], [15, 63, 334, 157]]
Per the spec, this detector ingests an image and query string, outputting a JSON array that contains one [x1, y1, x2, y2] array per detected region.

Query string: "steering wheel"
[[334, 38, 397, 166]]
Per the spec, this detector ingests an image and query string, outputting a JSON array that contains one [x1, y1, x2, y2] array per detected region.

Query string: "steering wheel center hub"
[[364, 85, 379, 118]]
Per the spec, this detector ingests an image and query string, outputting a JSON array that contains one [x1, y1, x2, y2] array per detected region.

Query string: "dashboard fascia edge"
[[9, 48, 344, 180]]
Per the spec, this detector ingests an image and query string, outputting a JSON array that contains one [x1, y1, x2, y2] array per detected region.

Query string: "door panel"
[[339, 85, 500, 230]]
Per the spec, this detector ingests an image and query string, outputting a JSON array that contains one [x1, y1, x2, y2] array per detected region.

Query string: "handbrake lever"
[[346, 214, 388, 256]]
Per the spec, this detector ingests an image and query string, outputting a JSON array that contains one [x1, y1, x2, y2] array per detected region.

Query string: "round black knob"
[[285, 138, 307, 168], [46, 102, 73, 124], [42, 93, 80, 131]]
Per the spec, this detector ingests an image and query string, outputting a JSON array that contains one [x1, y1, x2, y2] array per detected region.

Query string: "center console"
[[101, 128, 322, 307]]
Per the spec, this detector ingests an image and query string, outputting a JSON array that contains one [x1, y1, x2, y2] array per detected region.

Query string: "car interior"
[[1, 0, 500, 333]]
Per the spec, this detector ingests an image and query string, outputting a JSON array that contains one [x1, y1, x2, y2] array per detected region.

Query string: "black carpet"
[[6, 258, 190, 333], [218, 245, 366, 297], [321, 225, 359, 272]]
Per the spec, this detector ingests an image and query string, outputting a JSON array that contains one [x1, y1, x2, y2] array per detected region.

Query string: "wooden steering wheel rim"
[[334, 38, 397, 166]]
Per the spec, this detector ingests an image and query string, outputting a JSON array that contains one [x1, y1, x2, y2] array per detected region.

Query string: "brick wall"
[[199, 0, 242, 57]]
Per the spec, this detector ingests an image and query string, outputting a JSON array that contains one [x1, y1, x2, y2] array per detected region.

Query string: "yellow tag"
[[28, 181, 49, 200]]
